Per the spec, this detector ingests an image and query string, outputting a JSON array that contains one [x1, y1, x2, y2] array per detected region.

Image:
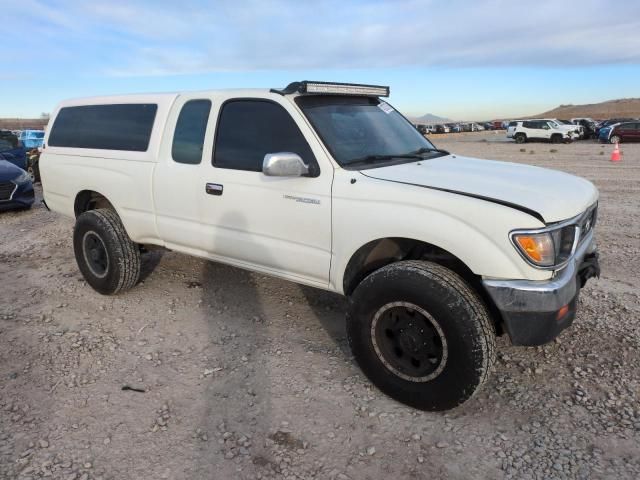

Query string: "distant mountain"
[[413, 113, 452, 124], [535, 98, 640, 120]]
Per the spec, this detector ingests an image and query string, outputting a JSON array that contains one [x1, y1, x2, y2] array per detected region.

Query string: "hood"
[[0, 159, 24, 182], [361, 155, 598, 223]]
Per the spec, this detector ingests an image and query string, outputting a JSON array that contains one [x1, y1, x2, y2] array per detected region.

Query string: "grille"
[[0, 182, 16, 201], [578, 204, 597, 240]]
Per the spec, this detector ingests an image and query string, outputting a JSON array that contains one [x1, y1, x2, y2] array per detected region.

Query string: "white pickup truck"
[[41, 81, 600, 411]]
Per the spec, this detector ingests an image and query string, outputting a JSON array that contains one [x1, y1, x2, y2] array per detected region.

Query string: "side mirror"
[[262, 152, 309, 177]]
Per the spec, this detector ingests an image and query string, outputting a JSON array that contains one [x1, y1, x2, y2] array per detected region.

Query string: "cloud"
[[6, 0, 640, 77]]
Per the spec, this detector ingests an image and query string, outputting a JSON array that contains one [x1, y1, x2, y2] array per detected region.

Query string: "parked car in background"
[[599, 121, 640, 144], [449, 123, 462, 133], [595, 118, 636, 137], [546, 119, 583, 139], [507, 120, 572, 144], [435, 124, 450, 133], [0, 157, 35, 211], [571, 118, 598, 139], [0, 130, 28, 170], [571, 117, 595, 125], [19, 130, 45, 150], [557, 119, 586, 139], [415, 124, 438, 135]]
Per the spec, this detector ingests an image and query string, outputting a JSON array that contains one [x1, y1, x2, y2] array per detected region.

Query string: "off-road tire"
[[610, 135, 621, 144], [551, 134, 563, 144], [73, 208, 141, 295], [514, 133, 526, 144], [346, 260, 496, 411]]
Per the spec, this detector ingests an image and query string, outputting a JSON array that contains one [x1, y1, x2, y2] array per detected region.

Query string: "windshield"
[[295, 96, 442, 168]]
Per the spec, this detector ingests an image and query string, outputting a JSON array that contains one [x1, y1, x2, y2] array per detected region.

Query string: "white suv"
[[41, 81, 600, 411], [507, 120, 573, 144]]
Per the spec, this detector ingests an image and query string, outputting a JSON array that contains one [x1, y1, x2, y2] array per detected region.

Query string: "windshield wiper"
[[408, 147, 448, 155], [348, 153, 423, 165], [347, 148, 448, 166]]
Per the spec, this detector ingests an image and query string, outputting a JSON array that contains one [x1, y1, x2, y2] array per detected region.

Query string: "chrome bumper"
[[482, 230, 599, 345]]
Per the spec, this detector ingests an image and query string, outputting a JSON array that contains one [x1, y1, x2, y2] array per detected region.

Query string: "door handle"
[[205, 183, 223, 196]]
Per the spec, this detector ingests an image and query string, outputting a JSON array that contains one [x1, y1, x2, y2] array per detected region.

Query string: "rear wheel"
[[514, 133, 526, 144], [610, 135, 621, 144], [73, 208, 141, 295], [346, 261, 496, 411]]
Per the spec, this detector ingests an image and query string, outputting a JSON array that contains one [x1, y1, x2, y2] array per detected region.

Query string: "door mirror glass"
[[263, 152, 309, 177]]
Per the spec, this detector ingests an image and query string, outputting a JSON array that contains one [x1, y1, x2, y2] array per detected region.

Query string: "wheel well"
[[74, 190, 115, 217], [342, 238, 505, 335]]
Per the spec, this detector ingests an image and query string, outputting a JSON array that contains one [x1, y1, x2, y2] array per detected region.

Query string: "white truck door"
[[198, 96, 333, 288]]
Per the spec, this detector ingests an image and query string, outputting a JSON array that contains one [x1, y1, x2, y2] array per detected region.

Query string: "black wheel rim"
[[371, 302, 447, 382], [82, 231, 109, 278]]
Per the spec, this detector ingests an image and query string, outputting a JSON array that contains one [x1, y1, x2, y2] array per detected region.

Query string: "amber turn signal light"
[[513, 233, 554, 266], [556, 304, 570, 321]]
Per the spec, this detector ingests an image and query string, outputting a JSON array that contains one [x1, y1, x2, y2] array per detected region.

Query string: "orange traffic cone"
[[611, 143, 621, 162]]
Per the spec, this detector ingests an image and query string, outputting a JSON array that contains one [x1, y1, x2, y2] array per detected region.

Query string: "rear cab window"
[[48, 104, 158, 151], [172, 100, 212, 164]]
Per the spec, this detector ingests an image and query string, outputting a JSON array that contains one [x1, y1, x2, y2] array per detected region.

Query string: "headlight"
[[13, 170, 30, 185], [512, 225, 579, 268]]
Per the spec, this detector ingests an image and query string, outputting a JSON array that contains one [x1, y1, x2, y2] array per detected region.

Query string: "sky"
[[2, 0, 640, 120]]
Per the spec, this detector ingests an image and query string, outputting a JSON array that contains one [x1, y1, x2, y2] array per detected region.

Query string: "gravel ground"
[[1, 132, 639, 479]]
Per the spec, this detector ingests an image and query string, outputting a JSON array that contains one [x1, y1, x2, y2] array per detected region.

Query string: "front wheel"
[[514, 133, 526, 144], [346, 261, 496, 411], [551, 134, 563, 144], [73, 208, 141, 295], [610, 135, 621, 144]]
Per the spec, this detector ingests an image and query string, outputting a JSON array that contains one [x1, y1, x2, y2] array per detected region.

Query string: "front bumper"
[[0, 182, 35, 211], [482, 230, 599, 346]]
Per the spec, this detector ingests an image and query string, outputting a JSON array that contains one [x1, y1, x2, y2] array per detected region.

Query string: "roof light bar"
[[272, 81, 390, 97]]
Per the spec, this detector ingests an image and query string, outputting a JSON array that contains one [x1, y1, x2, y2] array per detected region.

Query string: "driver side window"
[[213, 99, 319, 176]]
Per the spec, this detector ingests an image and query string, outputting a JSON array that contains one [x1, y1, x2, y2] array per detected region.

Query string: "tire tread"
[[74, 208, 140, 294], [347, 260, 496, 409]]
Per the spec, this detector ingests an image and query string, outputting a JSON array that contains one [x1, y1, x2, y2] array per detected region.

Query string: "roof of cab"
[[55, 89, 286, 108], [54, 81, 390, 108]]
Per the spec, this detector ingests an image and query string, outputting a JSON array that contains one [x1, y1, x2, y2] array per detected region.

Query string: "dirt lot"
[[1, 132, 639, 480]]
